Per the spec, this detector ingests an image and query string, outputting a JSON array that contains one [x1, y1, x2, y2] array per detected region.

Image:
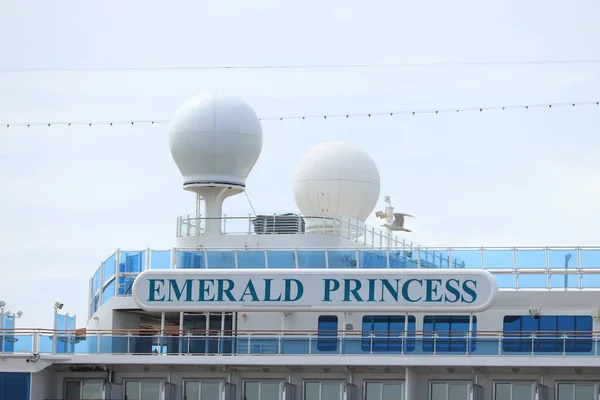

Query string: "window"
[[184, 380, 222, 399], [317, 315, 338, 351], [362, 315, 416, 352], [124, 380, 161, 400], [0, 373, 31, 400], [304, 381, 343, 400], [65, 381, 104, 400], [430, 382, 470, 400], [423, 316, 476, 353], [557, 382, 597, 400], [503, 316, 593, 353], [365, 381, 405, 400], [494, 382, 534, 400], [244, 381, 283, 400]]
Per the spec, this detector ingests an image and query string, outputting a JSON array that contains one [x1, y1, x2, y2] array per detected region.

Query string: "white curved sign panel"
[[132, 269, 498, 313]]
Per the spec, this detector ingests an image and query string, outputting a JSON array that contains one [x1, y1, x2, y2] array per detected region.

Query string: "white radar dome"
[[293, 141, 381, 222], [168, 91, 263, 192]]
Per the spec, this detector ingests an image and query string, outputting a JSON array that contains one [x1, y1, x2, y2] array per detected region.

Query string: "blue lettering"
[[263, 279, 282, 301], [461, 279, 477, 303], [240, 280, 260, 301], [380, 279, 401, 302], [367, 279, 377, 302], [444, 279, 461, 303], [148, 279, 165, 301], [322, 279, 340, 301], [217, 279, 235, 301], [425, 279, 443, 302], [167, 279, 193, 302], [197, 279, 215, 301], [402, 279, 422, 303], [284, 279, 303, 301], [343, 279, 363, 302]]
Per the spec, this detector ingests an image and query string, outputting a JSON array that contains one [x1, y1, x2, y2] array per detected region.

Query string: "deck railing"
[[1, 329, 598, 357]]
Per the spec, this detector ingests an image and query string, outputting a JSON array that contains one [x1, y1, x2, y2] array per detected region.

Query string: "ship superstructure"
[[1, 92, 599, 400]]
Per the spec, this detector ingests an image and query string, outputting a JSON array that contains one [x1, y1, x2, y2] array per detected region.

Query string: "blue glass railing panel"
[[421, 250, 450, 269], [176, 250, 206, 269], [494, 274, 515, 289], [266, 251, 296, 268], [327, 250, 357, 269], [236, 250, 266, 268], [515, 250, 546, 269], [581, 274, 600, 288], [150, 250, 170, 269], [483, 250, 514, 269], [549, 274, 579, 289], [580, 249, 600, 268], [102, 253, 116, 284], [518, 274, 548, 289], [359, 250, 387, 268], [120, 251, 145, 273], [206, 251, 236, 269], [388, 251, 411, 268], [102, 279, 115, 304], [548, 249, 576, 269], [92, 267, 101, 294], [0, 335, 33, 353], [451, 250, 481, 269], [297, 251, 326, 269]]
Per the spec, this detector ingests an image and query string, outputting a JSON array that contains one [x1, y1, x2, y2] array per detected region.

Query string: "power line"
[[0, 100, 597, 129], [2, 59, 600, 73]]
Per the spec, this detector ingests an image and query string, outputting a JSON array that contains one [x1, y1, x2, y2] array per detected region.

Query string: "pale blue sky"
[[1, 0, 600, 328]]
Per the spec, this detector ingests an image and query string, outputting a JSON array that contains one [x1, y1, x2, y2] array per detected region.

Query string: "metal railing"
[[1, 329, 598, 357]]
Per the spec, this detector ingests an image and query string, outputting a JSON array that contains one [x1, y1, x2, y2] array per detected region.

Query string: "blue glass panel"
[[327, 251, 357, 269], [361, 316, 415, 353], [450, 250, 481, 269], [581, 274, 600, 289], [102, 279, 115, 304], [548, 249, 577, 269], [317, 315, 338, 351], [118, 276, 136, 296], [0, 372, 30, 400], [483, 250, 514, 269], [550, 274, 579, 289], [518, 274, 547, 288], [423, 315, 476, 353], [206, 251, 236, 269], [420, 249, 451, 268], [92, 267, 101, 294], [102, 252, 116, 283], [296, 251, 326, 269], [266, 251, 296, 268], [579, 249, 600, 268], [359, 250, 387, 268], [236, 250, 266, 268], [91, 294, 99, 315], [177, 250, 206, 269], [388, 250, 412, 268], [492, 273, 515, 288], [515, 250, 546, 269], [10, 334, 33, 353], [150, 250, 170, 269], [120, 251, 145, 273]]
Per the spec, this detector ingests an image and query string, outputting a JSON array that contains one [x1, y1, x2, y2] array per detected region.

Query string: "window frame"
[[63, 379, 106, 400], [182, 379, 225, 400], [555, 381, 599, 400], [429, 380, 473, 400], [122, 379, 164, 400], [242, 379, 285, 400], [361, 315, 416, 353], [362, 380, 405, 400], [423, 315, 477, 353], [493, 381, 536, 400], [303, 380, 345, 400]]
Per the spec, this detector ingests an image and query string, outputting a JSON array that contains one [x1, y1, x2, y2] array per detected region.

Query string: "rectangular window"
[[304, 381, 343, 400], [124, 380, 161, 400], [244, 381, 283, 400], [423, 316, 476, 353], [317, 315, 338, 351], [556, 382, 597, 400], [503, 316, 593, 353], [494, 382, 534, 400], [362, 315, 416, 353], [430, 382, 470, 400], [184, 380, 222, 399], [365, 381, 405, 400], [65, 380, 104, 400]]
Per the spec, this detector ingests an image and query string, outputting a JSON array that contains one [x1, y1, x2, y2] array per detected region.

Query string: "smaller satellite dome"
[[293, 141, 381, 222], [169, 91, 263, 192]]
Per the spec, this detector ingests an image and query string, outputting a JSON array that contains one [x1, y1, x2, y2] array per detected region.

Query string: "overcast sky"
[[1, 0, 599, 328]]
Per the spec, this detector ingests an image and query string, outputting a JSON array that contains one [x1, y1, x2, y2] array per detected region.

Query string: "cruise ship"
[[0, 92, 598, 400]]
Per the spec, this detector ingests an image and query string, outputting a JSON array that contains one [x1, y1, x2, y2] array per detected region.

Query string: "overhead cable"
[[0, 100, 597, 128]]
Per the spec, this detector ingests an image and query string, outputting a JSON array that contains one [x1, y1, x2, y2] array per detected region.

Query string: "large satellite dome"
[[293, 141, 381, 222]]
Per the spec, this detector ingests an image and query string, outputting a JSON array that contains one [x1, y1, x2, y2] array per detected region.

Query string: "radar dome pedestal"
[[293, 141, 381, 233], [169, 92, 263, 234]]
